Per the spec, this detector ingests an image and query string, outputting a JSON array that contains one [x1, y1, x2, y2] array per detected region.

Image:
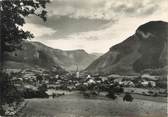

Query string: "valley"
[[2, 21, 168, 117]]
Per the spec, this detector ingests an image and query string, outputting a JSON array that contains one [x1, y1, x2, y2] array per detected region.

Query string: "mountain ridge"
[[85, 21, 168, 75], [4, 41, 100, 71]]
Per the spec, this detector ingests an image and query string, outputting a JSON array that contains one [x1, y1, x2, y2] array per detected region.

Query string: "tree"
[[0, 0, 50, 115], [0, 71, 23, 115], [37, 84, 48, 98], [0, 73, 22, 104], [36, 74, 43, 84], [38, 84, 47, 93], [106, 90, 117, 100], [0, 0, 50, 64], [123, 93, 134, 102]]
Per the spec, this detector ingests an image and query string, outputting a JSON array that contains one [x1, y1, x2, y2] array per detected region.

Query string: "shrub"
[[0, 72, 23, 104], [106, 91, 117, 100], [83, 91, 91, 98], [123, 93, 133, 102], [23, 88, 49, 99], [148, 91, 154, 94], [0, 71, 23, 116]]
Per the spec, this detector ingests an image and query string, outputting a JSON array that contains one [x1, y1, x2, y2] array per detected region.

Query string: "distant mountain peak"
[[137, 21, 168, 33]]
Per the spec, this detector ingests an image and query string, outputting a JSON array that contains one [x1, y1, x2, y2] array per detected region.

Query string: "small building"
[[113, 78, 123, 84], [55, 75, 59, 79], [88, 79, 96, 84], [76, 72, 80, 78], [141, 80, 149, 87], [141, 74, 158, 81], [99, 76, 108, 82], [148, 81, 156, 87], [122, 81, 135, 87], [86, 75, 91, 79]]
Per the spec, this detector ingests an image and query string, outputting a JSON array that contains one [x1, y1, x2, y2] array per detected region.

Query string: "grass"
[[17, 93, 167, 117]]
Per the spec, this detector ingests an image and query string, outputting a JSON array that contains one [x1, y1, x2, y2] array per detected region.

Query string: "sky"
[[23, 0, 168, 53]]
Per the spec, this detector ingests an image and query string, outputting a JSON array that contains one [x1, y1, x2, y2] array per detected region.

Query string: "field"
[[17, 93, 167, 117]]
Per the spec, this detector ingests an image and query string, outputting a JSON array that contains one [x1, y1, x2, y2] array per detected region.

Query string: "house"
[[88, 79, 96, 84], [141, 80, 149, 87], [55, 75, 59, 79], [141, 74, 158, 81], [122, 81, 135, 87], [148, 81, 156, 87], [86, 75, 91, 79], [140, 80, 156, 87], [99, 76, 108, 82], [140, 74, 157, 87], [113, 78, 123, 84], [24, 84, 38, 91], [108, 74, 121, 79]]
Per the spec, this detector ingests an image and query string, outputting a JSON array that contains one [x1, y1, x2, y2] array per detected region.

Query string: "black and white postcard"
[[0, 0, 168, 117]]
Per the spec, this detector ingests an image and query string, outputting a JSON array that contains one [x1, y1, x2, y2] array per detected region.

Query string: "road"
[[18, 93, 167, 117]]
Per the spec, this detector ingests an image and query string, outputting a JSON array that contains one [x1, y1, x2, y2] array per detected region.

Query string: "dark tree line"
[[0, 0, 50, 115]]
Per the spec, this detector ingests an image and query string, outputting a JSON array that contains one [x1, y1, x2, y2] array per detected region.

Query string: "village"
[[1, 0, 168, 117], [3, 67, 167, 116], [7, 67, 167, 99]]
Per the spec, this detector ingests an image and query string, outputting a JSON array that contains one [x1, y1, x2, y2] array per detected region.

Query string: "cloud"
[[23, 23, 56, 37], [47, 0, 160, 20], [26, 15, 112, 39], [26, 0, 168, 53], [26, 0, 167, 39]]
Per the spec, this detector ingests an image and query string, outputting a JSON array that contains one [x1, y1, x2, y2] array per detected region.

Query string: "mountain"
[[4, 41, 100, 71], [90, 52, 103, 57], [85, 21, 168, 75]]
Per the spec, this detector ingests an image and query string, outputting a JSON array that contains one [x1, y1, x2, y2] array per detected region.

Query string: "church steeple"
[[76, 64, 79, 78]]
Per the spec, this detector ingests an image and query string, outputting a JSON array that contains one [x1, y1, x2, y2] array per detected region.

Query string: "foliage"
[[123, 93, 133, 102], [0, 71, 22, 104], [0, 0, 50, 115], [106, 84, 124, 100], [0, 0, 50, 53], [108, 84, 124, 93], [156, 80, 167, 88], [38, 84, 47, 92], [106, 90, 117, 100], [23, 84, 48, 99], [23, 88, 49, 99], [36, 74, 43, 84]]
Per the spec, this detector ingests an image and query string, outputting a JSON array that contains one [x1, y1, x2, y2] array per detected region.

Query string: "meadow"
[[17, 93, 167, 117]]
